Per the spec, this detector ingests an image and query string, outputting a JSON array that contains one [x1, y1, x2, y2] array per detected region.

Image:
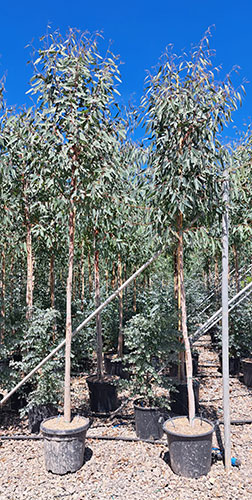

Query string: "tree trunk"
[[49, 252, 56, 341], [111, 261, 116, 289], [81, 241, 85, 311], [88, 251, 92, 296], [178, 213, 195, 424], [133, 275, 137, 313], [22, 175, 33, 321], [50, 253, 55, 309], [64, 202, 76, 423], [173, 248, 178, 300], [25, 214, 33, 320], [177, 237, 185, 382], [124, 263, 128, 315], [214, 255, 219, 294], [117, 254, 123, 358], [0, 247, 6, 341], [105, 260, 109, 293], [94, 243, 104, 379]]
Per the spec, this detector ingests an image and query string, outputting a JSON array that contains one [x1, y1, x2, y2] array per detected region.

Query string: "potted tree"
[[142, 31, 240, 476], [123, 286, 180, 440], [27, 29, 123, 473]]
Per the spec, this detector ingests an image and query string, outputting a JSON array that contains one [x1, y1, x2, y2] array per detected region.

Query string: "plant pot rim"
[[86, 374, 119, 384], [40, 415, 89, 436], [171, 379, 200, 387], [163, 416, 214, 438], [134, 398, 163, 411]]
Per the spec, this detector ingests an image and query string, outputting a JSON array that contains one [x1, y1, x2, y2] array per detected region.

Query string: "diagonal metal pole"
[[222, 168, 231, 471], [0, 247, 164, 408], [190, 279, 252, 343]]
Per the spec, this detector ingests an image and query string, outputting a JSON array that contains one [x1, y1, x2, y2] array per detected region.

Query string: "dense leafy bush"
[[122, 286, 180, 406]]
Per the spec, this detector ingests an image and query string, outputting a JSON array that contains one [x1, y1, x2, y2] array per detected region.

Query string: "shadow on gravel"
[[160, 450, 171, 467], [198, 404, 224, 459], [84, 446, 93, 464]]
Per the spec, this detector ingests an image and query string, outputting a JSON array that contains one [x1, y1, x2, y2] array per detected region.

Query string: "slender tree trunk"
[[173, 248, 178, 300], [25, 215, 33, 320], [22, 176, 33, 321], [177, 213, 195, 424], [232, 244, 240, 293], [0, 247, 6, 341], [202, 270, 208, 290], [124, 263, 128, 315], [64, 199, 76, 423], [111, 261, 116, 289], [177, 236, 185, 382], [81, 241, 85, 311], [88, 251, 92, 296], [117, 254, 123, 358], [214, 255, 219, 294], [133, 275, 137, 313], [10, 256, 15, 334], [50, 253, 55, 309], [94, 241, 103, 379], [49, 252, 56, 342], [105, 259, 109, 293]]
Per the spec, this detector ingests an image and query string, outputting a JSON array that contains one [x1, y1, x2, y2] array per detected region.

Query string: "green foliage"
[[7, 307, 64, 415], [215, 299, 252, 358], [141, 32, 241, 243], [122, 286, 180, 406]]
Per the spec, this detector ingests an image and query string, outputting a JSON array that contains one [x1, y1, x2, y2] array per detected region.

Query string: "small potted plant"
[[123, 289, 179, 440]]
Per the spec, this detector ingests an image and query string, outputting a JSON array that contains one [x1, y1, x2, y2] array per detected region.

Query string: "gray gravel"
[[0, 335, 252, 500]]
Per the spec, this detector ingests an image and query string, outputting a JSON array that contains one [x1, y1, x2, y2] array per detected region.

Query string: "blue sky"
[[1, 0, 251, 142]]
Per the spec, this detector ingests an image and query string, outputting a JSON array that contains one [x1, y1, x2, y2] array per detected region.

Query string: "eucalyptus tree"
[[229, 132, 252, 290], [0, 107, 45, 325], [142, 33, 240, 422], [28, 28, 126, 422]]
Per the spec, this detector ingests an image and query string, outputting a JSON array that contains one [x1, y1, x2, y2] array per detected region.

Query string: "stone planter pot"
[[41, 415, 90, 475], [163, 416, 214, 478], [134, 399, 165, 441]]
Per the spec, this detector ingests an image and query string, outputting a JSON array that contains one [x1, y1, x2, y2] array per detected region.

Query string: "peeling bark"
[[117, 254, 123, 358], [178, 213, 195, 424]]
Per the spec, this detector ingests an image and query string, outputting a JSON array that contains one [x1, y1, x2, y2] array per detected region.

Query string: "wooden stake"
[[0, 247, 164, 408]]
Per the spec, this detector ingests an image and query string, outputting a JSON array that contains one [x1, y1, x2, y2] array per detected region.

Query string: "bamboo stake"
[[0, 247, 164, 408], [117, 254, 123, 358]]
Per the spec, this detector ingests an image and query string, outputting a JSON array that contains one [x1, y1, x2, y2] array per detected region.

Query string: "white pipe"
[[0, 247, 164, 407]]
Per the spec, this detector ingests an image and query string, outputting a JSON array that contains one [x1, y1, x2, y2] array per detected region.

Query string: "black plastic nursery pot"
[[134, 400, 165, 441], [169, 380, 200, 415], [169, 352, 199, 377], [219, 354, 241, 376], [163, 416, 214, 478], [28, 404, 57, 434], [86, 374, 119, 413], [104, 353, 130, 380], [10, 382, 33, 411], [242, 358, 252, 387], [40, 416, 89, 475]]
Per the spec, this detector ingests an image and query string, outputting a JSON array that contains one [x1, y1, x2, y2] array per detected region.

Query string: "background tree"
[[141, 32, 241, 423]]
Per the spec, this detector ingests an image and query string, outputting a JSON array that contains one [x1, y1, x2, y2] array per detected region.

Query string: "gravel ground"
[[0, 335, 252, 500]]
